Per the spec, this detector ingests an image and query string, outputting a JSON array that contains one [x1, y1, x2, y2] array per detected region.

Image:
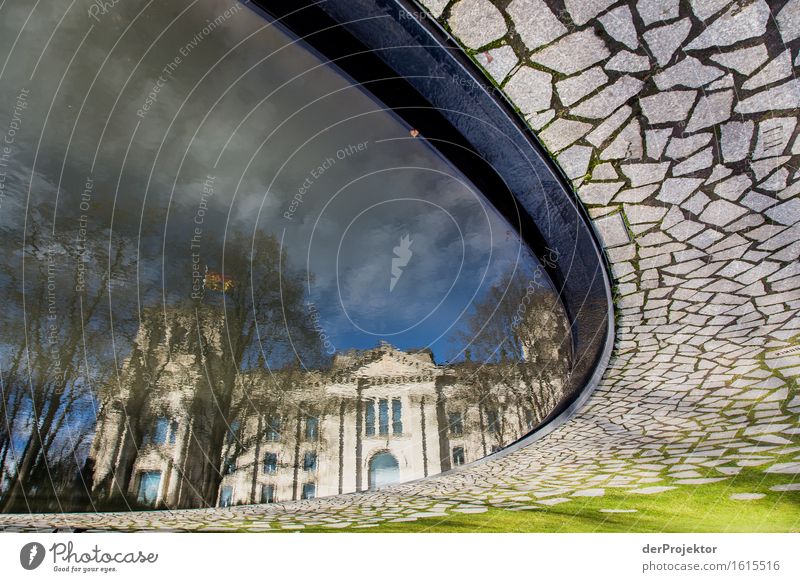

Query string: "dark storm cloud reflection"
[[0, 0, 573, 512]]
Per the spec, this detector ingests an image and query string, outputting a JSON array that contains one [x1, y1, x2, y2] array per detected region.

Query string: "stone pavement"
[[1, 0, 798, 531]]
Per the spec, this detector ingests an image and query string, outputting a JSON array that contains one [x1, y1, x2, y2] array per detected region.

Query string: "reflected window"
[[219, 486, 233, 507], [486, 410, 500, 435], [260, 484, 275, 504], [266, 415, 281, 441], [378, 399, 389, 436], [226, 420, 240, 445], [263, 452, 278, 474], [303, 451, 317, 472], [150, 417, 169, 445], [365, 399, 376, 436], [168, 420, 179, 444], [452, 446, 465, 466], [392, 398, 403, 435], [448, 412, 463, 436], [369, 452, 400, 490], [137, 471, 161, 506], [223, 456, 236, 475], [305, 415, 319, 440], [301, 483, 316, 500]]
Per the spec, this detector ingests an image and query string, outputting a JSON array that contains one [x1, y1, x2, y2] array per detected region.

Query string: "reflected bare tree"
[[87, 229, 323, 510], [190, 229, 323, 506], [454, 269, 573, 427], [0, 222, 133, 513]]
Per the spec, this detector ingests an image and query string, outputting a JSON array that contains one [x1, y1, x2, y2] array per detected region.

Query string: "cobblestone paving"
[[1, 0, 798, 531]]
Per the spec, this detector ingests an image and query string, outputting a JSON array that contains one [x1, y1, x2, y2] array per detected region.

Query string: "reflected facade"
[[90, 335, 567, 509]]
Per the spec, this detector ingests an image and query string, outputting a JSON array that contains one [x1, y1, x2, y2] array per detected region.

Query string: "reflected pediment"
[[332, 342, 439, 383]]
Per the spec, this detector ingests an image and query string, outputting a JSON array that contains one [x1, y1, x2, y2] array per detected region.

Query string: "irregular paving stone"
[[601, 119, 643, 160], [587, 105, 632, 146], [685, 90, 733, 133], [714, 175, 751, 201], [448, 0, 508, 49], [742, 50, 793, 91], [592, 162, 619, 180], [672, 147, 713, 176], [537, 497, 571, 506], [657, 178, 703, 204], [564, 0, 617, 26], [572, 488, 605, 497], [645, 129, 672, 159], [605, 51, 651, 72], [765, 199, 800, 226], [752, 117, 798, 160], [776, 0, 800, 43], [419, 0, 449, 18], [624, 203, 669, 224], [636, 0, 680, 26], [759, 168, 789, 192], [735, 79, 800, 114], [654, 57, 724, 90], [639, 90, 697, 124], [750, 156, 791, 180], [578, 181, 625, 205], [630, 486, 676, 494], [720, 121, 754, 163], [475, 45, 518, 83], [613, 184, 657, 203], [555, 66, 608, 107], [593, 213, 630, 248], [688, 0, 733, 21], [708, 73, 735, 90], [741, 191, 779, 212], [570, 75, 644, 119], [557, 145, 593, 179], [765, 463, 800, 474], [527, 109, 556, 130], [598, 5, 639, 50], [665, 134, 712, 159], [621, 162, 670, 187], [704, 164, 733, 185], [668, 219, 705, 241], [539, 118, 593, 152], [686, 0, 770, 50], [709, 44, 768, 76], [699, 199, 748, 227], [530, 30, 611, 75], [643, 18, 692, 66], [504, 66, 553, 114], [507, 0, 567, 52]]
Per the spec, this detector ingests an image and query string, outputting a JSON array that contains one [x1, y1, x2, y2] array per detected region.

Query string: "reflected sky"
[[0, 0, 543, 363], [0, 0, 573, 512]]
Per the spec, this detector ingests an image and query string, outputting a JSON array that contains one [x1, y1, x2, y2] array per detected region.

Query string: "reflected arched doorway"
[[368, 452, 400, 490]]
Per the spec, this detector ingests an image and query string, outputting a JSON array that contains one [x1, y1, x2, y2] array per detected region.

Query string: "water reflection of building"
[[89, 341, 562, 510]]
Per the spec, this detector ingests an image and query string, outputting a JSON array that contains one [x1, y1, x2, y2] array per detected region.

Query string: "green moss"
[[290, 464, 800, 533]]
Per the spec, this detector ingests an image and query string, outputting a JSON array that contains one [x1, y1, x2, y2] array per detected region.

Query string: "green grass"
[[292, 465, 800, 533]]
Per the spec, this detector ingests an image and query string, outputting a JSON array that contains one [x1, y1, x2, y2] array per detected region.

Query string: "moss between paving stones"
[[247, 463, 799, 533]]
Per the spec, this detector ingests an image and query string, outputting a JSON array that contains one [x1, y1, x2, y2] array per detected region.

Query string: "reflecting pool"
[[0, 0, 572, 512]]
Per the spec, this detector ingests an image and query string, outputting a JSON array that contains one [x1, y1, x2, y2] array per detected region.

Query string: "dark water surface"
[[0, 0, 572, 512]]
